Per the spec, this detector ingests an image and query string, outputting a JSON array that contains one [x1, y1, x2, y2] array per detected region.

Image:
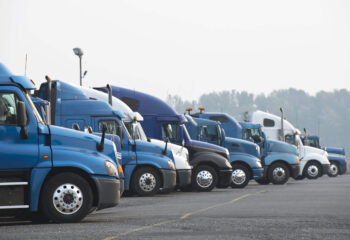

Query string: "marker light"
[[133, 116, 137, 121], [198, 107, 205, 111], [186, 107, 193, 111], [118, 164, 124, 174], [30, 79, 36, 85]]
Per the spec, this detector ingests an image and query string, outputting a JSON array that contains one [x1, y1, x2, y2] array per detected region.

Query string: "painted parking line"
[[103, 190, 266, 240]]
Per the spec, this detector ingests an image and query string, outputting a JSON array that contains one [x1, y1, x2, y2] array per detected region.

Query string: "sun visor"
[[10, 76, 36, 90], [112, 110, 126, 119]]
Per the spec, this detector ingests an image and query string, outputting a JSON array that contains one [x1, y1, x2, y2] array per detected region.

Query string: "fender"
[[264, 152, 299, 166], [229, 152, 260, 169], [327, 155, 346, 166], [191, 151, 231, 170]]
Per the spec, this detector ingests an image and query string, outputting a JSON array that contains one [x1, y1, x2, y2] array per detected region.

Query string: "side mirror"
[[97, 123, 107, 152], [17, 101, 28, 139], [87, 126, 93, 134]]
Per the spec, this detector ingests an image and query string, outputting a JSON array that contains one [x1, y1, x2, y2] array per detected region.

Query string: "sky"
[[0, 0, 350, 101]]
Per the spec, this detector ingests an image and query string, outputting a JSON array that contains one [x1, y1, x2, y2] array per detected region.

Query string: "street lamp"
[[73, 47, 87, 86]]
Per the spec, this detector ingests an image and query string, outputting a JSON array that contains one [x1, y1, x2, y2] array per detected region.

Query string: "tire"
[[328, 162, 339, 177], [303, 161, 321, 179], [255, 178, 270, 185], [40, 173, 93, 223], [191, 165, 217, 192], [131, 167, 161, 196], [230, 164, 251, 188], [268, 163, 290, 185]]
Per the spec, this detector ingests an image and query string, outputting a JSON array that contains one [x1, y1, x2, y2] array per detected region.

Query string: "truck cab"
[[97, 86, 233, 192], [301, 135, 347, 176], [183, 113, 263, 188], [246, 110, 330, 180], [0, 63, 120, 222], [191, 110, 300, 185], [34, 81, 178, 196]]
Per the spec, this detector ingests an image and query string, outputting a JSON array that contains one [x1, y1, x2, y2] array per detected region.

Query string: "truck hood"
[[187, 139, 229, 159], [223, 137, 260, 158], [266, 140, 298, 156], [322, 147, 345, 156], [133, 139, 174, 162], [150, 139, 191, 170], [303, 145, 327, 157], [49, 125, 117, 163]]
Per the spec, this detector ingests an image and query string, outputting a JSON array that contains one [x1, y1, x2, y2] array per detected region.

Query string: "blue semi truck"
[[33, 80, 178, 196], [96, 86, 233, 192], [301, 134, 347, 177], [0, 63, 121, 222], [183, 112, 263, 188], [191, 110, 300, 185]]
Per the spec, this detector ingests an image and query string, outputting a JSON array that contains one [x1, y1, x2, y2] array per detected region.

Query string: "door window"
[[98, 120, 118, 135], [0, 93, 20, 126], [162, 123, 178, 141]]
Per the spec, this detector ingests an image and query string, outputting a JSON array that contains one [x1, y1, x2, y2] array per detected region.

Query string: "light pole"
[[73, 47, 87, 86]]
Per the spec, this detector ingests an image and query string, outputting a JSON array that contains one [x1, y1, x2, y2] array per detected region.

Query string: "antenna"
[[24, 54, 28, 76]]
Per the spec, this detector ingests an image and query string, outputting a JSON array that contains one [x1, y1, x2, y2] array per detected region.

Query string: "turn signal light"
[[118, 164, 124, 174]]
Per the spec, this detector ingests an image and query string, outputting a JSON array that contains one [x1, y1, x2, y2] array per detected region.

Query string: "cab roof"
[[0, 63, 36, 90], [98, 85, 187, 123]]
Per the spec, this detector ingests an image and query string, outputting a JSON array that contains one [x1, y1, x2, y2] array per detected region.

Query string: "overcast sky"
[[1, 0, 349, 100]]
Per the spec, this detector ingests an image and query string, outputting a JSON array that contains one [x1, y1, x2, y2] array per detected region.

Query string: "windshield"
[[25, 93, 44, 125], [125, 121, 147, 141]]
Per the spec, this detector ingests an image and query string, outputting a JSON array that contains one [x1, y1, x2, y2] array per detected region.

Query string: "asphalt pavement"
[[1, 174, 349, 240]]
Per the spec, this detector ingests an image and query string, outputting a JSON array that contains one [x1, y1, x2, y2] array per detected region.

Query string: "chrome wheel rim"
[[232, 169, 246, 185], [329, 164, 338, 176], [53, 183, 83, 215], [272, 167, 286, 182], [307, 165, 319, 177], [196, 170, 213, 188], [139, 173, 156, 192]]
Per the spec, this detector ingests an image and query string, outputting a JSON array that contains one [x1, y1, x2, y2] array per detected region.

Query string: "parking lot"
[[1, 174, 350, 240]]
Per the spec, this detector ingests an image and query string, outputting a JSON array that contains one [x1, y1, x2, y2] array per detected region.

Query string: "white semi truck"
[[244, 109, 330, 179]]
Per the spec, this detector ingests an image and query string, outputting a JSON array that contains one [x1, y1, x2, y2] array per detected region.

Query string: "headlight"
[[168, 160, 175, 170], [256, 160, 262, 168], [105, 160, 119, 177]]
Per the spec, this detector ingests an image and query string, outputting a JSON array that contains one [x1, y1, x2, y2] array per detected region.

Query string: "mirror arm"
[[97, 125, 106, 152], [20, 127, 28, 140]]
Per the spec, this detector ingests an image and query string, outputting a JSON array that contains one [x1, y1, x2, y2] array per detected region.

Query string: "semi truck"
[[244, 110, 330, 180], [189, 108, 300, 185], [301, 134, 347, 177], [183, 112, 263, 187], [96, 86, 233, 192], [0, 63, 121, 222], [33, 80, 182, 196]]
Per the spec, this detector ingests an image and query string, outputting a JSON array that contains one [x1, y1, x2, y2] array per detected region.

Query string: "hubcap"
[[232, 169, 246, 185], [272, 167, 286, 182], [53, 183, 83, 215], [329, 164, 338, 176], [139, 173, 156, 192], [307, 165, 319, 177], [196, 170, 213, 188]]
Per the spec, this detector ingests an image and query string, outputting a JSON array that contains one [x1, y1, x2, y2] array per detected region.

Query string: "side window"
[[0, 92, 20, 126], [200, 125, 218, 141], [161, 123, 178, 141], [263, 118, 275, 127], [98, 120, 119, 135], [209, 115, 228, 123], [121, 97, 139, 111]]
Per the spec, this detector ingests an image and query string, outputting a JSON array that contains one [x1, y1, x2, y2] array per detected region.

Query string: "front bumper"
[[322, 164, 330, 175], [176, 169, 192, 187], [339, 164, 347, 175], [160, 169, 177, 190], [217, 169, 233, 188], [92, 176, 120, 210], [252, 167, 264, 179], [257, 166, 268, 180], [291, 164, 300, 179]]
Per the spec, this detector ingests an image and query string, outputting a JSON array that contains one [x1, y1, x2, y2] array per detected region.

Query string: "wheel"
[[268, 163, 290, 184], [230, 164, 251, 188], [40, 173, 93, 223], [255, 178, 270, 185], [131, 167, 161, 196], [328, 162, 339, 177], [191, 165, 217, 192], [303, 161, 321, 179]]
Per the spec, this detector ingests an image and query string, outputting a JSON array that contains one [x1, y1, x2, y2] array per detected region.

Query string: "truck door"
[[0, 90, 39, 170]]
